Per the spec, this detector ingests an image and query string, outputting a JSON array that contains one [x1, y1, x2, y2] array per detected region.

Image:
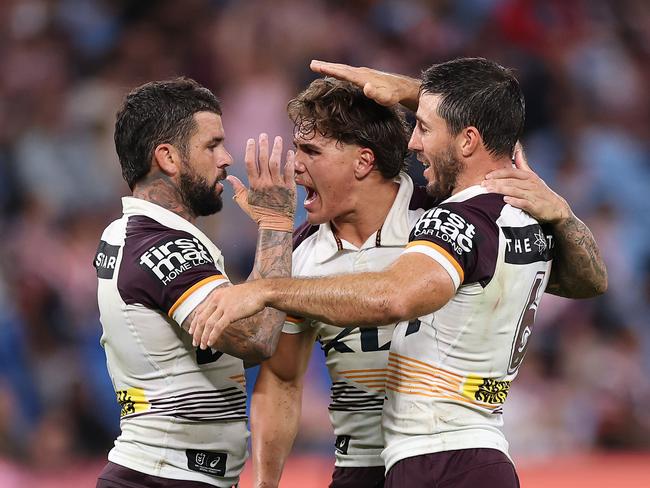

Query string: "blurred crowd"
[[0, 0, 649, 475]]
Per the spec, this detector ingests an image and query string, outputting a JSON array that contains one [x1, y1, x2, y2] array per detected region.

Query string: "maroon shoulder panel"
[[409, 193, 506, 286], [292, 220, 319, 251], [117, 216, 225, 314], [409, 184, 440, 211]]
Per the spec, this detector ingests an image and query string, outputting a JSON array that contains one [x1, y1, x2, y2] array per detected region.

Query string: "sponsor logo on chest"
[[139, 237, 213, 284], [414, 207, 476, 255]]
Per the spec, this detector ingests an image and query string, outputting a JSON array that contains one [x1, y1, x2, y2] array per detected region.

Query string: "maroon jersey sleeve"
[[405, 193, 505, 287], [117, 216, 227, 315]]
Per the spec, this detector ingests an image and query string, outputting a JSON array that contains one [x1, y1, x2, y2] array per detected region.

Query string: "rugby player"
[[204, 65, 608, 487], [94, 78, 295, 487]]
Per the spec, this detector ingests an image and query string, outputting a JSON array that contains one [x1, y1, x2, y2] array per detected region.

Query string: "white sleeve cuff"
[[171, 277, 229, 325], [404, 245, 461, 290], [282, 317, 311, 334]]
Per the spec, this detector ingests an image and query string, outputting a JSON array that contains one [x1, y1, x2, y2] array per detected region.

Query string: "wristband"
[[233, 187, 294, 232]]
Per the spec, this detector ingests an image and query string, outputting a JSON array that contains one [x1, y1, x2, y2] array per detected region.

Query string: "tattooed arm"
[[544, 214, 607, 297], [186, 134, 296, 363], [190, 252, 455, 350], [483, 144, 607, 298], [183, 228, 292, 362]]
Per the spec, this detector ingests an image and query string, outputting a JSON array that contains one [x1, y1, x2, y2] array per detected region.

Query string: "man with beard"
[[245, 78, 606, 488], [191, 59, 607, 487], [93, 77, 296, 488]]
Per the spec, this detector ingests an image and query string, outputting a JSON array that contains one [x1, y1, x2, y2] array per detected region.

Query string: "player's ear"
[[354, 147, 375, 179], [458, 126, 481, 157], [153, 143, 182, 177]]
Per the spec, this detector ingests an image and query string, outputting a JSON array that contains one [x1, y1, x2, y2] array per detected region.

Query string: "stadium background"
[[0, 0, 648, 486]]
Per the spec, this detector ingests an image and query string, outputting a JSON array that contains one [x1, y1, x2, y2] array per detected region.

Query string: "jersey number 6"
[[508, 271, 546, 375]]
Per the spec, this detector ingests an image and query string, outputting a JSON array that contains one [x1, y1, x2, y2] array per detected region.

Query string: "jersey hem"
[[334, 452, 384, 468], [107, 451, 233, 487], [382, 431, 511, 472]]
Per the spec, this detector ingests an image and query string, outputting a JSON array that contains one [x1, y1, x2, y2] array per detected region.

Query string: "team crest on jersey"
[[462, 376, 511, 405], [138, 237, 214, 285], [116, 387, 150, 417], [413, 207, 476, 255]]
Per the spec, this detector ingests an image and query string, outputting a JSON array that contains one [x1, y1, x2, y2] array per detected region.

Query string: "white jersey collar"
[[121, 197, 217, 254], [441, 184, 488, 204]]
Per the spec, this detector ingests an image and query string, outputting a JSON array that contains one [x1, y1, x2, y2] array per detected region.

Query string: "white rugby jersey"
[[381, 185, 554, 471], [94, 197, 248, 487], [284, 173, 435, 467]]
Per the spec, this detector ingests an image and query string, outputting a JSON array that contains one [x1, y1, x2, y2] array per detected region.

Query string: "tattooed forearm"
[[133, 170, 194, 221], [250, 229, 293, 279], [546, 214, 608, 298], [217, 229, 292, 362]]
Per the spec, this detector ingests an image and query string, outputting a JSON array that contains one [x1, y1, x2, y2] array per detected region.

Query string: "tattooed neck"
[[133, 172, 195, 222]]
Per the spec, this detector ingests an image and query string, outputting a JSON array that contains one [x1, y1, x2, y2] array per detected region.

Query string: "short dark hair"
[[114, 77, 222, 190], [287, 77, 409, 179], [421, 57, 525, 158]]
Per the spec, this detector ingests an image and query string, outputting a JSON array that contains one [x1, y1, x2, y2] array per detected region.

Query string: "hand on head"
[[310, 60, 405, 107]]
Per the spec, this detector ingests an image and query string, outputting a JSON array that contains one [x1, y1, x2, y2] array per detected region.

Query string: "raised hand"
[[482, 142, 571, 223], [229, 133, 296, 231], [310, 60, 420, 111], [187, 134, 295, 358]]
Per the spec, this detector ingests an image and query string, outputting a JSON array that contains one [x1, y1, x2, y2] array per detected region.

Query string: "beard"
[[179, 165, 224, 217], [424, 145, 464, 202]]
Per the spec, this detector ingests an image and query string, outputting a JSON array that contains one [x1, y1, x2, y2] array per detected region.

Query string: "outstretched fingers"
[[190, 296, 219, 346], [206, 315, 231, 348], [244, 138, 259, 181], [283, 149, 295, 185], [502, 195, 532, 212], [199, 307, 224, 350], [225, 175, 245, 194], [268, 136, 283, 183], [257, 133, 270, 181], [489, 182, 534, 199], [191, 312, 206, 347]]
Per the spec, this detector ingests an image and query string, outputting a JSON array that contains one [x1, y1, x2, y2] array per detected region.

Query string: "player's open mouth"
[[304, 187, 319, 206], [417, 156, 430, 168]]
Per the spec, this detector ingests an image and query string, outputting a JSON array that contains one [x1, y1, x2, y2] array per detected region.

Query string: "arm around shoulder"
[[262, 252, 456, 327], [483, 145, 608, 299]]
